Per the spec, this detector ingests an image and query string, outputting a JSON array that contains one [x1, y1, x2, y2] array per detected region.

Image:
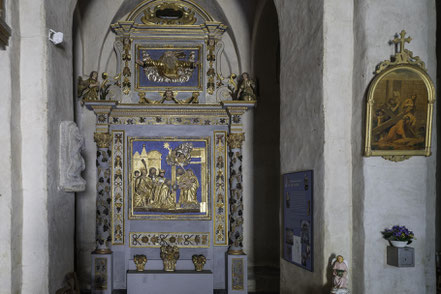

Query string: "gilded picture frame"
[[364, 31, 435, 161], [128, 136, 211, 220]]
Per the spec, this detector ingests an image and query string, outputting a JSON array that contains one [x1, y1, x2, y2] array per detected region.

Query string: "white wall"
[[274, 1, 327, 292], [277, 0, 437, 293], [353, 0, 437, 292]]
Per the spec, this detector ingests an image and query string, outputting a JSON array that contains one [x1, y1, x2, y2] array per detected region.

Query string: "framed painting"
[[128, 137, 210, 220], [365, 31, 435, 161], [365, 65, 435, 159], [135, 44, 202, 91]]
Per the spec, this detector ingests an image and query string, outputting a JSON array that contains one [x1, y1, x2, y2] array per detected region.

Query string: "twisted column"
[[94, 132, 112, 254], [227, 132, 245, 254]]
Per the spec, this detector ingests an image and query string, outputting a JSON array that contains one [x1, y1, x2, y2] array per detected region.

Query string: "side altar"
[[79, 1, 256, 293]]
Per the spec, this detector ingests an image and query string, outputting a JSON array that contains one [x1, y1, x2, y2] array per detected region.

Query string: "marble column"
[[93, 132, 113, 253], [227, 132, 245, 255]]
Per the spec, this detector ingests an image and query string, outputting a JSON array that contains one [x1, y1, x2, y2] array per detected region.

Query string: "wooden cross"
[[393, 30, 412, 53]]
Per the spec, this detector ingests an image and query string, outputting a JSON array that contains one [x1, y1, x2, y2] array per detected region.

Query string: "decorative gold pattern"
[[139, 91, 199, 105], [110, 115, 228, 126], [227, 133, 245, 149], [160, 245, 180, 272], [376, 30, 426, 74], [214, 131, 228, 246], [232, 258, 244, 290], [192, 254, 206, 271], [141, 2, 197, 25], [133, 255, 147, 271], [129, 232, 210, 248], [112, 130, 125, 245], [122, 37, 132, 95], [381, 155, 411, 162], [206, 38, 217, 95], [94, 132, 112, 148], [94, 258, 107, 290]]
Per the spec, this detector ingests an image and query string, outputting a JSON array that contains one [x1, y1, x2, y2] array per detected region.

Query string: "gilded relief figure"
[[177, 168, 199, 208], [129, 138, 209, 219], [78, 71, 99, 100], [136, 50, 197, 83]]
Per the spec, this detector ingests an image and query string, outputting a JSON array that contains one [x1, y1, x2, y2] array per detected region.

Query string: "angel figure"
[[331, 255, 350, 294], [236, 72, 256, 101]]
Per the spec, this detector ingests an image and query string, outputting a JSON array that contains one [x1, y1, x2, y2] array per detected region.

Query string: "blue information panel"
[[283, 170, 313, 271]]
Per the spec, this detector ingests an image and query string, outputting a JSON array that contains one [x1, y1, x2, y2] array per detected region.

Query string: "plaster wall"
[[18, 0, 51, 292], [274, 1, 326, 292], [322, 0, 354, 289], [353, 0, 437, 292], [45, 0, 78, 292], [0, 0, 16, 291]]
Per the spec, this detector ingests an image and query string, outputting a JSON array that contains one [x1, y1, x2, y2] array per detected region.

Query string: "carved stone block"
[[59, 121, 86, 192]]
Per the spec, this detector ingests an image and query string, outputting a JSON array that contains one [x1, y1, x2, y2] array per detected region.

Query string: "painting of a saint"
[[129, 137, 210, 220], [365, 65, 435, 158]]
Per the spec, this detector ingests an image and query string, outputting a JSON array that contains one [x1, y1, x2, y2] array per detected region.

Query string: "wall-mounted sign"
[[283, 170, 313, 272]]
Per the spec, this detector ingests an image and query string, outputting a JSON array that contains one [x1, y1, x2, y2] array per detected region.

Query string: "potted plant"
[[381, 225, 415, 248]]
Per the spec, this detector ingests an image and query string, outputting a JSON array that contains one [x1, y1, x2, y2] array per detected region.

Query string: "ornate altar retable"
[[80, 1, 256, 293]]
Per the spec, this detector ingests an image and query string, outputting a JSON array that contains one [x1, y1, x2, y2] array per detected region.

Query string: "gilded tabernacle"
[[129, 137, 210, 220]]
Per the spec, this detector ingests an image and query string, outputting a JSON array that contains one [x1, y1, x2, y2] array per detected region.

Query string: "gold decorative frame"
[[364, 30, 435, 161], [129, 232, 210, 248], [128, 136, 211, 220], [135, 44, 203, 92], [111, 130, 125, 245], [213, 131, 228, 246]]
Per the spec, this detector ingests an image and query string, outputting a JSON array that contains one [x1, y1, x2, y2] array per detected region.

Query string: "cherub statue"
[[236, 72, 256, 101], [331, 255, 350, 294]]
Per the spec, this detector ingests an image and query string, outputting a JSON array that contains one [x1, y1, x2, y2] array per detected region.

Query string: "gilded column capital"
[[94, 132, 112, 148], [227, 133, 245, 149]]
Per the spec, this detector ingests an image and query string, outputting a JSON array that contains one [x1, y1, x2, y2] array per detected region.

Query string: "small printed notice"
[[282, 170, 313, 271]]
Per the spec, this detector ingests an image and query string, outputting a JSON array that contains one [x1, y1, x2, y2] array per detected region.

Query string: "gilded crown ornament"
[[160, 245, 180, 272], [133, 254, 147, 272], [94, 133, 112, 148], [192, 254, 206, 272]]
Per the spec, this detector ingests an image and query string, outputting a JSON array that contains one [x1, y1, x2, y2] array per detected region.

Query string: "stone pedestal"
[[127, 270, 213, 294], [227, 254, 247, 294], [91, 253, 113, 294]]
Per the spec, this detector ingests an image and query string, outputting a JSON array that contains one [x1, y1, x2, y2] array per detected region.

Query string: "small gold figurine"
[[160, 245, 179, 272], [236, 72, 256, 101], [192, 254, 206, 272], [133, 254, 147, 272]]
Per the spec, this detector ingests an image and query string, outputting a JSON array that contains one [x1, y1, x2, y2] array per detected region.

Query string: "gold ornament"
[[160, 245, 180, 272], [192, 254, 206, 272], [133, 254, 147, 271], [227, 133, 245, 149], [94, 133, 112, 148]]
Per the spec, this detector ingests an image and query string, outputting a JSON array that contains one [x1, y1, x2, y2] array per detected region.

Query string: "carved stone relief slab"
[[59, 121, 86, 192]]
